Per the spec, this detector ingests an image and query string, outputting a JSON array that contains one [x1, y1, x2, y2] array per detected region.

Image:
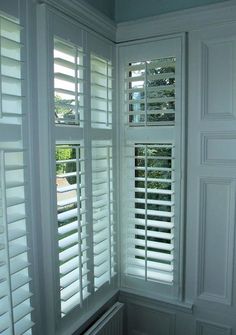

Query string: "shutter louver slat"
[[11, 274, 32, 292], [13, 302, 33, 323], [0, 313, 10, 333], [60, 268, 87, 289], [14, 317, 34, 335], [12, 289, 33, 308]]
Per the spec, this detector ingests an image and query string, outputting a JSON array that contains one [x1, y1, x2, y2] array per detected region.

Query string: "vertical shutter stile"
[[144, 145, 148, 281], [76, 145, 83, 308], [0, 150, 13, 335], [107, 145, 112, 281], [0, 25, 2, 119]]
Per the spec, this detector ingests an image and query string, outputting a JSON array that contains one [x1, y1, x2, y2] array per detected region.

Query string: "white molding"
[[37, 0, 116, 42], [116, 1, 236, 43], [119, 289, 193, 314], [196, 319, 232, 335], [197, 178, 235, 306], [201, 132, 236, 166]]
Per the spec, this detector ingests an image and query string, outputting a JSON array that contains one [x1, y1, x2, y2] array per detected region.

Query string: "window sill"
[[119, 288, 193, 314]]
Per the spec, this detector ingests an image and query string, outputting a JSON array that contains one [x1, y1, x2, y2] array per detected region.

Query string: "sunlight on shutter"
[[0, 13, 34, 335], [56, 145, 90, 317], [54, 39, 84, 126], [91, 55, 112, 128], [92, 142, 116, 290]]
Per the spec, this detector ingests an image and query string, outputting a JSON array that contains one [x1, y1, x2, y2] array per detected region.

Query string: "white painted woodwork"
[[119, 13, 236, 335], [1, 0, 236, 334]]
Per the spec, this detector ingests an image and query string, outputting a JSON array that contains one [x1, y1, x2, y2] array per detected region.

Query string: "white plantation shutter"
[[52, 32, 117, 323], [126, 144, 175, 283], [120, 37, 183, 293], [0, 12, 34, 335], [91, 55, 112, 128], [56, 145, 90, 316], [92, 142, 116, 290], [53, 35, 88, 317], [126, 58, 176, 126]]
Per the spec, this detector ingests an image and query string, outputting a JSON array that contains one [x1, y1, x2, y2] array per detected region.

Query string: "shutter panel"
[[56, 145, 90, 317], [126, 144, 175, 283], [54, 36, 89, 317], [127, 58, 176, 126], [54, 39, 84, 126], [121, 38, 183, 293], [92, 142, 116, 290], [91, 55, 112, 128], [52, 31, 116, 322], [0, 13, 34, 335]]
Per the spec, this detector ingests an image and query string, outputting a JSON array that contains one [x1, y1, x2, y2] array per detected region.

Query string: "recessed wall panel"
[[202, 133, 236, 165], [198, 179, 235, 305], [202, 41, 235, 119], [127, 303, 175, 335], [196, 320, 232, 335]]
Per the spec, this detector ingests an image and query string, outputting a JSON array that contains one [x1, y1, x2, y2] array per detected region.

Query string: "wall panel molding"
[[201, 40, 235, 120], [196, 320, 232, 335], [201, 132, 236, 166], [119, 289, 193, 314], [127, 302, 176, 335], [197, 178, 235, 306]]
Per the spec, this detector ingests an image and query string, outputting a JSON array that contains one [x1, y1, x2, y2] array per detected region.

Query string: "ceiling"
[[80, 0, 229, 22]]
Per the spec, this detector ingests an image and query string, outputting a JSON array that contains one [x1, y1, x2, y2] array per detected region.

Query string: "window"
[[54, 46, 116, 315], [126, 143, 175, 283], [54, 39, 84, 126], [56, 145, 89, 317], [127, 58, 176, 126], [36, 13, 118, 331], [119, 37, 184, 298], [54, 37, 88, 317], [0, 11, 34, 335]]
